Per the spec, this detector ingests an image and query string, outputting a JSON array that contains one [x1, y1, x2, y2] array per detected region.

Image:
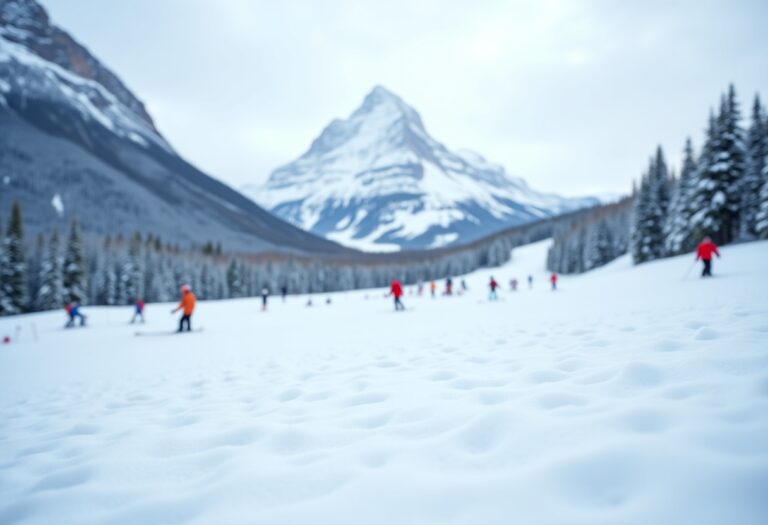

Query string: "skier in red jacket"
[[488, 276, 499, 300], [695, 237, 720, 277], [390, 279, 405, 311], [131, 298, 145, 324], [550, 272, 558, 291]]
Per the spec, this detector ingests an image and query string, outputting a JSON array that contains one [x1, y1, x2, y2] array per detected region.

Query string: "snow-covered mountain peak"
[[246, 87, 599, 251], [0, 0, 158, 132], [355, 84, 424, 129], [303, 85, 426, 162]]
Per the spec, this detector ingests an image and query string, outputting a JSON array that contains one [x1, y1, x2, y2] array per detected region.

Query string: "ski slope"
[[1, 240, 767, 524]]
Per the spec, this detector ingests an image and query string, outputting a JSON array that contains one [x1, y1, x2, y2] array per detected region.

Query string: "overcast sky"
[[44, 0, 768, 197]]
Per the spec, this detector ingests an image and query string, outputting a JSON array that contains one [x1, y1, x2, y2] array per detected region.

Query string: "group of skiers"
[[62, 238, 723, 326]]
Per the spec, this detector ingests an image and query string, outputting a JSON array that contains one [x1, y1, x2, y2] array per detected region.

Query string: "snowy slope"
[[245, 86, 598, 252], [2, 241, 768, 524]]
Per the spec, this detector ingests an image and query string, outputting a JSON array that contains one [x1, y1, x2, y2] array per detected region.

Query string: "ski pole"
[[682, 259, 696, 280]]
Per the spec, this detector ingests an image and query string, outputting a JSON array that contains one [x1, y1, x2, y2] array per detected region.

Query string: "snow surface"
[[1, 240, 768, 524]]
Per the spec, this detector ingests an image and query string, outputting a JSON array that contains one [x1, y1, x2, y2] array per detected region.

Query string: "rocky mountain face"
[[246, 86, 598, 252], [0, 0, 348, 255]]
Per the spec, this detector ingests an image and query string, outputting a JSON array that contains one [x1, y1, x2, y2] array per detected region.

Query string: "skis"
[[134, 328, 204, 337]]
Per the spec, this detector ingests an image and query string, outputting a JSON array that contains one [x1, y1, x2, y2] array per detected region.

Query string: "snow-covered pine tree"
[[63, 219, 87, 303], [740, 95, 767, 238], [226, 259, 243, 298], [631, 147, 670, 263], [94, 237, 118, 305], [756, 129, 768, 238], [118, 233, 144, 305], [27, 233, 44, 310], [35, 229, 65, 311], [631, 163, 652, 264], [690, 87, 745, 245], [588, 219, 614, 268], [0, 202, 28, 315], [665, 138, 698, 254]]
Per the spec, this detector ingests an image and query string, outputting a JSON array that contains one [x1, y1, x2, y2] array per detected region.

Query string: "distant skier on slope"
[[281, 285, 288, 302], [461, 279, 468, 292], [417, 280, 424, 296], [510, 278, 518, 292], [528, 275, 533, 289], [550, 272, 558, 291], [171, 284, 196, 332], [696, 236, 720, 277], [390, 279, 405, 311], [131, 298, 145, 324], [261, 286, 270, 311], [489, 276, 499, 300], [430, 281, 437, 298], [445, 277, 453, 296], [65, 302, 87, 328]]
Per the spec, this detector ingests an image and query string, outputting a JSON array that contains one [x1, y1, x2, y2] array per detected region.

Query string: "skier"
[[281, 285, 288, 302], [510, 278, 518, 292], [445, 277, 453, 296], [430, 281, 437, 298], [489, 276, 499, 300], [65, 302, 87, 328], [461, 279, 468, 292], [417, 280, 424, 296], [261, 286, 269, 311], [131, 298, 145, 324], [390, 279, 405, 311], [171, 284, 196, 333], [528, 275, 533, 289], [696, 236, 720, 277], [550, 272, 558, 291]]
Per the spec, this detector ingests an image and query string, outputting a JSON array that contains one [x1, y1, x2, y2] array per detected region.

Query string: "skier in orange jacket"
[[171, 284, 197, 332]]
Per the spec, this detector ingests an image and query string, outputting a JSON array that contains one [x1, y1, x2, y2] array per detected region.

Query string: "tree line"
[[632, 85, 768, 263], [548, 84, 768, 274], [546, 197, 633, 274], [0, 202, 523, 316]]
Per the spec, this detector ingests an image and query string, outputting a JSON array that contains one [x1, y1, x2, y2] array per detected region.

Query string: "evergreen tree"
[[0, 202, 28, 315], [35, 229, 65, 311], [631, 147, 670, 263], [63, 219, 87, 303], [27, 233, 45, 310], [592, 219, 614, 266], [756, 138, 768, 238], [665, 138, 698, 254], [226, 259, 243, 298], [740, 95, 767, 237], [118, 233, 144, 304], [690, 87, 745, 245], [95, 237, 119, 306]]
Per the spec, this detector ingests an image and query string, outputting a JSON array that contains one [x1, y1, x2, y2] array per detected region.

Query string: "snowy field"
[[1, 240, 767, 524]]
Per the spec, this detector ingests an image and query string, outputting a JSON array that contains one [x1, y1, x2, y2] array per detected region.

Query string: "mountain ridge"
[[0, 0, 350, 255]]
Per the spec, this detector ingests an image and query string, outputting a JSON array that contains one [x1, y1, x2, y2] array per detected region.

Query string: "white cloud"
[[43, 0, 768, 196]]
